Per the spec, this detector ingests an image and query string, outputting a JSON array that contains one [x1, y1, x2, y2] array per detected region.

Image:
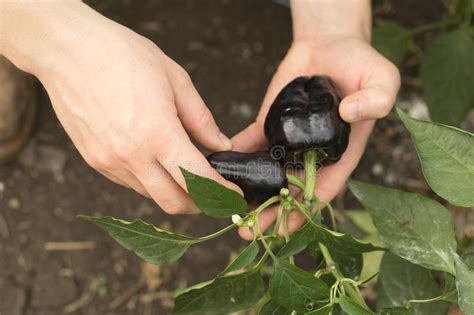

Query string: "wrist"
[[290, 0, 371, 44], [0, 1, 105, 77]]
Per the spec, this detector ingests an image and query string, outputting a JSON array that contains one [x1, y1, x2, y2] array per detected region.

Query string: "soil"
[[0, 1, 472, 315]]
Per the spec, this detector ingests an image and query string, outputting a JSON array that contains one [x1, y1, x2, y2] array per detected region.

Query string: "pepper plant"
[[80, 95, 474, 313]]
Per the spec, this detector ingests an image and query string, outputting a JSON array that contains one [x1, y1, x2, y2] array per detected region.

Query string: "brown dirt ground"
[[1, 1, 472, 314]]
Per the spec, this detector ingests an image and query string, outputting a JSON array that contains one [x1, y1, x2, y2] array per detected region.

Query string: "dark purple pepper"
[[207, 151, 287, 204], [264, 76, 350, 163]]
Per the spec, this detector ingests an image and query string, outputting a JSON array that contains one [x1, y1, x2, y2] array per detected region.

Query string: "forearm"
[[0, 1, 102, 76], [290, 0, 371, 43]]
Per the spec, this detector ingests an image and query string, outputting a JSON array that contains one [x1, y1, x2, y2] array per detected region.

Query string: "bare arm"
[[1, 1, 239, 214]]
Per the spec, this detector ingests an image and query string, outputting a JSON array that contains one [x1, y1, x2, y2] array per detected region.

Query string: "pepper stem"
[[303, 149, 317, 205]]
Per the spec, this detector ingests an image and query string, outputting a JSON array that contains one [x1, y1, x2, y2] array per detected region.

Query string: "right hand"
[[3, 2, 239, 214]]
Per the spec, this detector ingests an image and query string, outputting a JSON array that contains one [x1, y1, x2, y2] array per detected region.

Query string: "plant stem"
[[260, 237, 276, 260], [254, 196, 281, 215], [318, 243, 337, 274], [287, 174, 305, 190], [273, 205, 284, 235], [411, 17, 459, 35], [303, 149, 317, 205], [319, 243, 370, 310], [282, 209, 294, 265], [198, 224, 236, 241], [407, 290, 457, 306], [293, 200, 318, 227]]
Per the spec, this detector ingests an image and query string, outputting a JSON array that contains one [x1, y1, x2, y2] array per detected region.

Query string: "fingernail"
[[219, 132, 232, 150], [344, 99, 361, 122]]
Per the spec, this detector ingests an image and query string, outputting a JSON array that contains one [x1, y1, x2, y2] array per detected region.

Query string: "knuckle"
[[110, 141, 136, 164]]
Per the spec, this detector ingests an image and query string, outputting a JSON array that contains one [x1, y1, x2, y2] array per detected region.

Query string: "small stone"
[[384, 172, 396, 185], [372, 163, 384, 176], [0, 181, 4, 193], [8, 197, 20, 209], [230, 102, 253, 119], [19, 141, 67, 174]]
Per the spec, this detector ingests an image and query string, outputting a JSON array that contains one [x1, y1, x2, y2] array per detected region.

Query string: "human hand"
[[233, 36, 400, 239], [0, 2, 238, 214]]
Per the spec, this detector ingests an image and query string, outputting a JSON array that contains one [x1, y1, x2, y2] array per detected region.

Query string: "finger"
[[315, 120, 374, 201], [166, 61, 232, 152], [231, 122, 267, 152], [339, 60, 400, 122], [238, 207, 278, 241], [136, 161, 200, 215], [154, 111, 243, 194]]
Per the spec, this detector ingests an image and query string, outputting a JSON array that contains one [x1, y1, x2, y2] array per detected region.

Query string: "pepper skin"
[[207, 151, 287, 204], [264, 76, 350, 163]]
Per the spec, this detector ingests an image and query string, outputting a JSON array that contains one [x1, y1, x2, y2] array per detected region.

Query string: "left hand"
[[233, 37, 400, 239]]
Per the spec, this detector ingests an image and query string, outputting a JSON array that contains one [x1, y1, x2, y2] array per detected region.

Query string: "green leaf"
[[259, 299, 291, 315], [372, 21, 412, 67], [173, 268, 265, 315], [421, 29, 474, 126], [269, 258, 330, 313], [181, 168, 247, 219], [338, 296, 374, 315], [79, 216, 200, 265], [348, 180, 457, 274], [219, 240, 259, 276], [398, 108, 474, 207], [377, 253, 450, 315], [279, 220, 381, 260], [379, 308, 408, 315], [455, 254, 474, 314], [278, 222, 317, 258]]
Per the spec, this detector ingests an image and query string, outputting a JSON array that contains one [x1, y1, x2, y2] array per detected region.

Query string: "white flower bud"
[[232, 214, 244, 226]]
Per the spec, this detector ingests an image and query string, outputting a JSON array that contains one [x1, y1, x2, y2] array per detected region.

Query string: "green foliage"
[[338, 296, 374, 314], [259, 299, 292, 315], [269, 258, 330, 313], [79, 216, 200, 265], [377, 253, 450, 314], [173, 268, 265, 315], [82, 104, 473, 314], [348, 180, 457, 274], [372, 21, 412, 66], [398, 108, 474, 207], [421, 29, 474, 126], [454, 255, 474, 313], [218, 240, 259, 276], [372, 4, 474, 125], [181, 168, 247, 219]]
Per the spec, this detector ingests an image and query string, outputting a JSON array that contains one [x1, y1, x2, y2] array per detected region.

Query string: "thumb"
[[339, 62, 400, 122], [231, 122, 267, 153]]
